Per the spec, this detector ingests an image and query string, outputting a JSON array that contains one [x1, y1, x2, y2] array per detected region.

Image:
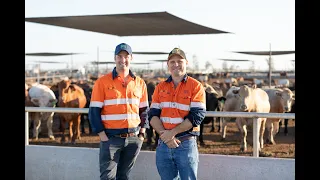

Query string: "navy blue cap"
[[115, 43, 132, 55]]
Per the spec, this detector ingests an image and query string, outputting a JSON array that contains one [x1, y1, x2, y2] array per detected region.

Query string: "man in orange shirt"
[[148, 48, 206, 180], [89, 43, 149, 180]]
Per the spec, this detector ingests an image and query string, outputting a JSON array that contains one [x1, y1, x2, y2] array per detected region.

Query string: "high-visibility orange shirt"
[[88, 68, 149, 136], [148, 74, 206, 137]]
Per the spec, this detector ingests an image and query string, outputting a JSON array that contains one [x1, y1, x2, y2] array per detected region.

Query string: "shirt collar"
[[165, 74, 188, 83], [112, 67, 136, 80]]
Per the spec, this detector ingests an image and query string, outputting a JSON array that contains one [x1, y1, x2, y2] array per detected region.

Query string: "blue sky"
[[25, 0, 295, 72]]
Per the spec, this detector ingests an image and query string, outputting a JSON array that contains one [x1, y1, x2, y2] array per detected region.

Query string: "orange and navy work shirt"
[[88, 67, 149, 136], [148, 74, 206, 137]]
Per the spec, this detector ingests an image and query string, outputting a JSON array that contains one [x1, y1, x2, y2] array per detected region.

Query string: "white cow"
[[263, 88, 295, 144], [232, 85, 270, 152], [28, 84, 57, 140], [220, 86, 240, 140]]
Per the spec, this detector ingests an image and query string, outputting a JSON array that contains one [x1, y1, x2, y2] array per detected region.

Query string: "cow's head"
[[57, 79, 71, 91], [275, 88, 295, 112], [234, 85, 255, 112], [205, 91, 219, 111], [31, 98, 57, 107]]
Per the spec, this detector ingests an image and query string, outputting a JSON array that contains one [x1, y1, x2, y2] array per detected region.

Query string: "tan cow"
[[263, 88, 295, 144], [232, 85, 270, 152], [57, 79, 87, 144]]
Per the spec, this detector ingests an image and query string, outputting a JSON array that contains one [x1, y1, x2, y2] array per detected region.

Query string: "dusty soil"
[[29, 116, 295, 159]]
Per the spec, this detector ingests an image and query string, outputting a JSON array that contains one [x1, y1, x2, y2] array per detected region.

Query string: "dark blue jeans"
[[99, 136, 143, 180], [156, 137, 199, 180]]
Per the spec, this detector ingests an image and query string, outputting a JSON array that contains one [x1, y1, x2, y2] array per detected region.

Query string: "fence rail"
[[25, 107, 295, 157]]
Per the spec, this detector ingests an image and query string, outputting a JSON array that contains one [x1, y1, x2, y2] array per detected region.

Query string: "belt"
[[113, 132, 137, 138], [176, 135, 196, 142]]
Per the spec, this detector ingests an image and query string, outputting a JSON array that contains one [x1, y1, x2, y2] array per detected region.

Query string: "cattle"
[[263, 88, 295, 144], [75, 80, 92, 134], [49, 84, 65, 132], [27, 83, 57, 140], [232, 85, 270, 152], [57, 79, 87, 144], [145, 80, 159, 148], [199, 85, 225, 146], [213, 85, 226, 131], [220, 86, 241, 141], [279, 101, 295, 135], [218, 82, 233, 97], [202, 82, 225, 133], [225, 78, 238, 86], [210, 84, 225, 132]]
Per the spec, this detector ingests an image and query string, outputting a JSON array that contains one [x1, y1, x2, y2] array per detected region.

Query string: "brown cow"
[[57, 79, 87, 144]]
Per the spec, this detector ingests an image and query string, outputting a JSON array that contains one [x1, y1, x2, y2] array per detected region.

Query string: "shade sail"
[[131, 62, 152, 65], [132, 52, 168, 55], [233, 51, 295, 56], [25, 52, 81, 56], [29, 60, 65, 63], [149, 60, 168, 62], [91, 61, 114, 65], [25, 11, 230, 36], [92, 62, 155, 65], [218, 59, 252, 62]]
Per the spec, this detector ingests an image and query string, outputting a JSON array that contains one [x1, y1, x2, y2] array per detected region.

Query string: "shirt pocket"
[[133, 89, 142, 98], [159, 89, 170, 97], [105, 87, 121, 99], [178, 94, 192, 105]]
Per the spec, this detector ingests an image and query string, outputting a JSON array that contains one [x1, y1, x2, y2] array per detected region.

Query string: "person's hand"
[[98, 131, 109, 142], [160, 130, 176, 143], [138, 133, 145, 141], [165, 138, 181, 148]]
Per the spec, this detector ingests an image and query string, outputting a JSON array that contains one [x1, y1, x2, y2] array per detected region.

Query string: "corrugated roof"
[[234, 51, 295, 55], [25, 11, 230, 36]]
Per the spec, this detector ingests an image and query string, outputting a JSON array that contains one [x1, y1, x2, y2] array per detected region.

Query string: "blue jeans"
[[156, 137, 199, 180], [99, 136, 143, 180]]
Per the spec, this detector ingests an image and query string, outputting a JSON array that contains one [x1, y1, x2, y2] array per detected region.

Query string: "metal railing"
[[25, 107, 295, 157]]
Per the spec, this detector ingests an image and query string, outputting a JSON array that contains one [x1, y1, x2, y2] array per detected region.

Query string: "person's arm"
[[138, 81, 149, 138], [148, 85, 165, 133], [148, 85, 180, 148], [88, 79, 108, 141], [160, 83, 206, 143]]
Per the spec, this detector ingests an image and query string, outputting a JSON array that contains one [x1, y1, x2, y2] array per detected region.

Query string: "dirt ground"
[[29, 116, 295, 159]]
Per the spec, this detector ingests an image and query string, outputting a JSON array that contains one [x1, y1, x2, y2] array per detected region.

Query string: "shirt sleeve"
[[148, 84, 161, 122], [139, 81, 149, 128], [184, 83, 206, 127], [88, 79, 105, 133]]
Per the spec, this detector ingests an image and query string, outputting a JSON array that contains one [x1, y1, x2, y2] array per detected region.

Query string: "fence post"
[[253, 117, 260, 157], [25, 111, 29, 145]]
